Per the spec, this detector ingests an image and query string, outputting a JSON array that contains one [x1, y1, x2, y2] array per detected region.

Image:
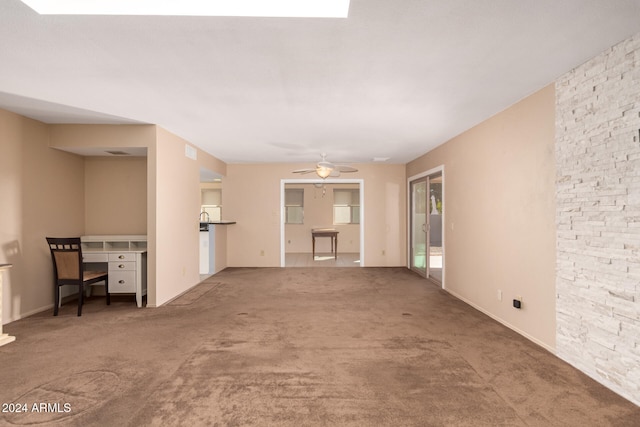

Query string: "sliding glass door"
[[410, 172, 443, 283], [410, 178, 427, 276]]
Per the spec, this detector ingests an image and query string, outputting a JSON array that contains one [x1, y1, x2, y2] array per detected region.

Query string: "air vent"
[[105, 150, 130, 156], [185, 144, 197, 160]]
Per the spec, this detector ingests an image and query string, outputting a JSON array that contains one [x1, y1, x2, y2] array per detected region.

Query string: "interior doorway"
[[409, 168, 444, 285], [199, 167, 223, 280], [281, 179, 364, 267]]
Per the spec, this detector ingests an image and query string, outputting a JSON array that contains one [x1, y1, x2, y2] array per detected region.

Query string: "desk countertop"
[[83, 248, 147, 253]]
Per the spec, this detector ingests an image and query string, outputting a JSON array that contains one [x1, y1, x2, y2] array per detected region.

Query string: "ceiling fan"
[[292, 153, 358, 179]]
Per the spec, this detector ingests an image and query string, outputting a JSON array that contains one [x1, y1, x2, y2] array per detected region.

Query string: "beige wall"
[[0, 109, 86, 323], [224, 163, 406, 267], [151, 128, 200, 305], [7, 121, 228, 312], [146, 140, 158, 306], [151, 128, 227, 306], [84, 157, 147, 234], [50, 123, 228, 307], [407, 84, 557, 351], [49, 124, 156, 152], [285, 183, 360, 254]]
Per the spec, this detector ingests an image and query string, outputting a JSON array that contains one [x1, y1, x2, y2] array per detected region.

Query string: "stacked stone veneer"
[[556, 32, 640, 405]]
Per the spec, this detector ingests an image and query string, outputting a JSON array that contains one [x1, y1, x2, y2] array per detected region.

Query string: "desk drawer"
[[109, 261, 136, 271], [83, 253, 108, 263], [109, 271, 136, 293], [108, 253, 136, 262]]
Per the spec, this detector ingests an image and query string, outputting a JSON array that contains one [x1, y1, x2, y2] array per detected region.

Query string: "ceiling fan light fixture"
[[316, 166, 333, 179], [291, 153, 356, 179]]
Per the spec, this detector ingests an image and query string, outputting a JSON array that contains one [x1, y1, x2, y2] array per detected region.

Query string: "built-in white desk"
[[0, 264, 16, 346], [81, 235, 147, 308]]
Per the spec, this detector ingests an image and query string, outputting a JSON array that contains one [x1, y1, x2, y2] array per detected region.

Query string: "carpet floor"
[[1, 267, 638, 426]]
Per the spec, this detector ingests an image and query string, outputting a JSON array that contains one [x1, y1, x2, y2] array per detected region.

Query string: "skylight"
[[19, 0, 350, 18]]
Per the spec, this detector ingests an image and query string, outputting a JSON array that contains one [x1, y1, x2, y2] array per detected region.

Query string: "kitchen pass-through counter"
[[200, 221, 235, 275]]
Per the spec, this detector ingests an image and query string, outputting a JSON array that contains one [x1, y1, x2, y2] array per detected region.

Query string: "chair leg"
[[77, 284, 83, 317], [54, 285, 60, 316], [105, 277, 110, 306]]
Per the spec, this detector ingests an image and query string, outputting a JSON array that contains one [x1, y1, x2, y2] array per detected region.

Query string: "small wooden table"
[[312, 228, 339, 260]]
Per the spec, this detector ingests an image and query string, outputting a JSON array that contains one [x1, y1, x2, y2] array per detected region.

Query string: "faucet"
[[200, 211, 210, 222]]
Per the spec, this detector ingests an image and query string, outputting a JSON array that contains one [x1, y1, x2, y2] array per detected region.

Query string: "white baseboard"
[[445, 288, 556, 355], [4, 304, 54, 325]]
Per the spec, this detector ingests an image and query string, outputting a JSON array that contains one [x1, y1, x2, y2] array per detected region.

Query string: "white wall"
[[555, 32, 640, 405]]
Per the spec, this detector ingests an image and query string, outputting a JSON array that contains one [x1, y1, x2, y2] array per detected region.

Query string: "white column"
[[0, 264, 16, 346]]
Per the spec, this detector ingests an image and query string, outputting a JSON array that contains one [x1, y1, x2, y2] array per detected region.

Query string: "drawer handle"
[[118, 255, 125, 259], [119, 280, 125, 284], [119, 264, 125, 268]]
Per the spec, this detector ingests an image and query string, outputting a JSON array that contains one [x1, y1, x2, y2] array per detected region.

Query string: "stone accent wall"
[[556, 32, 640, 405]]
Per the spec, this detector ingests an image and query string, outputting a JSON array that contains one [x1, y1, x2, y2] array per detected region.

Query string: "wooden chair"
[[46, 237, 110, 316]]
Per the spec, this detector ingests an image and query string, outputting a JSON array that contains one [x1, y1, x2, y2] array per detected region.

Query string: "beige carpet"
[[1, 267, 638, 426]]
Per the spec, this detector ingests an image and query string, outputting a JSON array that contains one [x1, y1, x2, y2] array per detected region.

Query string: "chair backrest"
[[46, 237, 83, 281]]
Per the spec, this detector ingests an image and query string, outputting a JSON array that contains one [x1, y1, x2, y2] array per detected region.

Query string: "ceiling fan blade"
[[292, 168, 316, 174], [335, 165, 358, 173], [291, 154, 355, 177], [317, 161, 335, 169]]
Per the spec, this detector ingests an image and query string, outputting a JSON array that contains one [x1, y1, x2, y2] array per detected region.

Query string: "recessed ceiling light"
[[19, 0, 350, 18]]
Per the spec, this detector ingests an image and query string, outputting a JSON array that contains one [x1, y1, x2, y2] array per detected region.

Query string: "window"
[[333, 188, 360, 224], [285, 188, 304, 224], [201, 205, 221, 222], [201, 188, 222, 221]]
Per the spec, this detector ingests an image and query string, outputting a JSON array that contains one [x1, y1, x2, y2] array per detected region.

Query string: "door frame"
[[280, 178, 365, 267], [409, 176, 428, 277], [407, 165, 445, 288]]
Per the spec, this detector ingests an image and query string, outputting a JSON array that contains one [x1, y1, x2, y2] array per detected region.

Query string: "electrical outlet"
[[497, 290, 502, 301]]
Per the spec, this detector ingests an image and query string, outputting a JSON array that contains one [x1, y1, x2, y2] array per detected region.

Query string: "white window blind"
[[333, 189, 360, 224], [285, 188, 304, 224]]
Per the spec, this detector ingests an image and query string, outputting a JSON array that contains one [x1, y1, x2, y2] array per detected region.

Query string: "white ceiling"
[[1, 0, 640, 164]]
